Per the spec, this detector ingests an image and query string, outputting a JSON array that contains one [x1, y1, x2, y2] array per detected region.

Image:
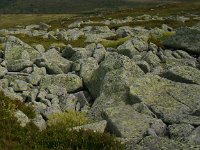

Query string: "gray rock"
[[92, 43, 106, 63], [102, 105, 163, 141], [139, 136, 192, 150], [163, 28, 200, 54], [14, 110, 30, 127], [40, 74, 83, 93], [88, 52, 144, 119], [35, 49, 72, 74], [33, 44, 46, 53], [4, 36, 41, 72], [73, 120, 107, 133], [0, 66, 7, 78], [136, 61, 150, 73], [188, 126, 200, 145], [161, 66, 200, 84], [142, 51, 161, 68], [32, 114, 47, 131], [129, 74, 200, 125], [28, 66, 46, 85], [11, 79, 32, 92], [168, 124, 194, 142]]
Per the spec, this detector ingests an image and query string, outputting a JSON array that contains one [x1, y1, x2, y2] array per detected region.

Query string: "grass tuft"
[[100, 36, 131, 48], [47, 110, 89, 128]]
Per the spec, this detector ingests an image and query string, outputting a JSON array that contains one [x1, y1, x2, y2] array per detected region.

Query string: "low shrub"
[[47, 110, 89, 128]]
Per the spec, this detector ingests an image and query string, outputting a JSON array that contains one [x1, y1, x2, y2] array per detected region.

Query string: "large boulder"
[[139, 136, 192, 150], [88, 52, 144, 119], [40, 74, 83, 93], [102, 105, 165, 141], [117, 37, 148, 58], [163, 28, 200, 54], [35, 49, 73, 74], [161, 66, 200, 84], [4, 36, 41, 72], [129, 75, 200, 125]]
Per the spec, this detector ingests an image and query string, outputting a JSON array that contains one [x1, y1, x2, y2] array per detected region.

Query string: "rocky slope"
[[0, 10, 200, 149]]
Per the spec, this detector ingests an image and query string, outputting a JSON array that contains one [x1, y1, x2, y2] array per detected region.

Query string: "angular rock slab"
[[130, 75, 200, 125], [102, 105, 162, 140], [40, 74, 83, 93], [35, 49, 73, 74], [4, 36, 41, 71], [139, 136, 192, 150], [161, 66, 200, 85], [163, 28, 200, 54]]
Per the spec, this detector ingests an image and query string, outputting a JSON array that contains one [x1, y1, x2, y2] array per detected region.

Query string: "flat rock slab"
[[40, 74, 83, 93], [102, 105, 161, 140], [130, 75, 200, 125], [161, 66, 200, 85]]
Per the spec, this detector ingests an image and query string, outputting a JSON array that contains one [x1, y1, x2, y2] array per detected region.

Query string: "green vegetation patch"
[[100, 36, 131, 48], [0, 90, 124, 149], [48, 110, 89, 128], [65, 35, 87, 48], [15, 34, 65, 50]]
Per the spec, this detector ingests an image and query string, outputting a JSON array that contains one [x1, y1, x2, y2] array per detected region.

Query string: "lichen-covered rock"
[[11, 79, 32, 92], [117, 37, 148, 58], [40, 74, 83, 93], [32, 114, 47, 131], [129, 75, 200, 125], [73, 120, 107, 133], [0, 66, 7, 78], [4, 36, 41, 71], [35, 49, 73, 74], [28, 66, 46, 85], [79, 57, 99, 97], [92, 43, 106, 63], [168, 124, 194, 142], [161, 66, 200, 84], [14, 110, 30, 127], [188, 126, 200, 146], [163, 28, 200, 54], [88, 52, 144, 119], [102, 105, 164, 141], [139, 136, 193, 150]]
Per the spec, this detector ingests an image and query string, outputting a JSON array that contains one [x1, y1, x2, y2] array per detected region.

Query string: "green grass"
[[0, 91, 124, 149], [15, 34, 87, 49], [15, 34, 65, 50], [47, 110, 89, 128], [100, 36, 131, 48]]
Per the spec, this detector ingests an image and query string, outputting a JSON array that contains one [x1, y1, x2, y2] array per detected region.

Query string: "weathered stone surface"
[[11, 79, 32, 92], [88, 52, 144, 119], [14, 110, 30, 127], [4, 36, 40, 71], [0, 66, 7, 78], [168, 124, 194, 142], [161, 66, 200, 84], [139, 136, 192, 150], [32, 114, 47, 131], [40, 74, 83, 93], [130, 75, 200, 125], [28, 66, 46, 85], [35, 49, 73, 74], [117, 37, 148, 58], [163, 28, 200, 54], [73, 120, 107, 133], [188, 126, 200, 146], [102, 105, 163, 140]]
